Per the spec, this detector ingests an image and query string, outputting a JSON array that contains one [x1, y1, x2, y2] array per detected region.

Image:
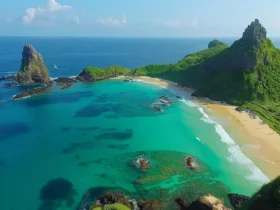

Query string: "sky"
[[0, 0, 280, 37]]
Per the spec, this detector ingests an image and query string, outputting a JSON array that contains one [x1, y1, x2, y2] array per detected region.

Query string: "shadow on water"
[[62, 141, 96, 154], [38, 178, 77, 210], [94, 130, 133, 141], [60, 126, 100, 132], [0, 122, 31, 141], [19, 91, 94, 107]]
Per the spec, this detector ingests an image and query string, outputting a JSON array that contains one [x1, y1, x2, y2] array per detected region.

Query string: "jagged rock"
[[13, 81, 53, 100], [17, 44, 50, 85], [242, 19, 267, 48], [208, 40, 225, 48], [54, 77, 77, 89], [98, 192, 133, 209], [175, 197, 191, 209], [227, 193, 249, 209], [138, 199, 166, 210], [186, 194, 231, 210], [5, 81, 19, 87], [0, 76, 6, 81]]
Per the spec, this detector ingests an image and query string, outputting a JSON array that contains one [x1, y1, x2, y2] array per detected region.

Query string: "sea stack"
[[17, 44, 50, 85]]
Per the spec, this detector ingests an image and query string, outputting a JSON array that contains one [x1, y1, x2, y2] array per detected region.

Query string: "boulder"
[[227, 193, 249, 209]]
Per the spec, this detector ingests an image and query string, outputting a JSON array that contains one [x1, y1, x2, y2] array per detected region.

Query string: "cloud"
[[163, 18, 199, 28], [22, 0, 72, 25], [96, 14, 127, 27]]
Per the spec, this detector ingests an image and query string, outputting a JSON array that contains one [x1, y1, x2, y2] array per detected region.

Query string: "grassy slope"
[[131, 38, 280, 134]]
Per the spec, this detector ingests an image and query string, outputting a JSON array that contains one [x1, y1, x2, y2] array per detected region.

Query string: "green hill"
[[132, 19, 280, 134]]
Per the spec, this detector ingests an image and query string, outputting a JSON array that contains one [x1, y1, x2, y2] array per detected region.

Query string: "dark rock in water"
[[175, 197, 191, 209], [138, 199, 166, 210], [39, 178, 76, 210], [54, 77, 77, 89], [17, 44, 50, 85], [5, 81, 19, 86], [98, 192, 133, 209], [228, 193, 250, 209], [0, 76, 6, 81], [13, 81, 53, 100]]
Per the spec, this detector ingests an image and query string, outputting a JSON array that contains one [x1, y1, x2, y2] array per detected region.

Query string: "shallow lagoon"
[[0, 80, 268, 210]]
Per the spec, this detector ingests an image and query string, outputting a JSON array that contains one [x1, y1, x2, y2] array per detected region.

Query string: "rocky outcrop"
[[17, 44, 50, 85], [13, 81, 53, 100], [98, 192, 133, 209], [242, 19, 266, 48], [54, 77, 77, 89], [227, 193, 249, 209], [138, 200, 166, 210], [186, 194, 231, 210]]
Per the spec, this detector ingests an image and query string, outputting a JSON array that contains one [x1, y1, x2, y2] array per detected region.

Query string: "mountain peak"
[[242, 19, 267, 47]]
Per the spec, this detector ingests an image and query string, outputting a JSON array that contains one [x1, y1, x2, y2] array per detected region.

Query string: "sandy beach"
[[115, 76, 280, 180]]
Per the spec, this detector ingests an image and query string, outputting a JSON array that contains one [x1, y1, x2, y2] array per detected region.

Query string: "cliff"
[[17, 44, 50, 85]]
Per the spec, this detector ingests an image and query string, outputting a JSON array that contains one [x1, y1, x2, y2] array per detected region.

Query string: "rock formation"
[[242, 19, 267, 48], [227, 193, 249, 209], [17, 44, 50, 85]]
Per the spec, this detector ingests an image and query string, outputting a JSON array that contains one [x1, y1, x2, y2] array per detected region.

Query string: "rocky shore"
[[13, 81, 53, 100], [54, 77, 77, 89]]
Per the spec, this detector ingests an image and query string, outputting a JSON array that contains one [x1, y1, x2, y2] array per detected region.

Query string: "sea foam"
[[190, 102, 270, 184]]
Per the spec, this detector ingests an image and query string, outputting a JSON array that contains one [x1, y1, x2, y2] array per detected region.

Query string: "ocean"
[[1, 37, 280, 210]]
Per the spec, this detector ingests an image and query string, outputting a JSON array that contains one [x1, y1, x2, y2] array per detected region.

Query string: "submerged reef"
[[38, 178, 77, 210]]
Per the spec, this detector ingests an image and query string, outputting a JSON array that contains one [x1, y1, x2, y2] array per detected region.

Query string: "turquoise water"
[[0, 79, 269, 209], [1, 37, 277, 209]]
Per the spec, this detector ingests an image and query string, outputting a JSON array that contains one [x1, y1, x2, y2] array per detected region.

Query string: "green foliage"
[[82, 66, 130, 81], [240, 177, 280, 210], [208, 40, 227, 48], [130, 36, 280, 134], [104, 203, 131, 210]]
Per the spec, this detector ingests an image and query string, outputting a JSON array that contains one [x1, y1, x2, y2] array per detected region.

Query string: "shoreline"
[[115, 76, 280, 180]]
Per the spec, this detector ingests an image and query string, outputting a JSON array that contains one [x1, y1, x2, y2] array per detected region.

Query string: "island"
[[3, 19, 280, 209]]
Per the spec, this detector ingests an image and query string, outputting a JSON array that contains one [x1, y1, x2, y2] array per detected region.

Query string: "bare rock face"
[[17, 44, 50, 85], [242, 19, 267, 48]]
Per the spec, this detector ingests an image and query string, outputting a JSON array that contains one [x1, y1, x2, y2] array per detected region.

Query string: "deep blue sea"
[[1, 37, 280, 210]]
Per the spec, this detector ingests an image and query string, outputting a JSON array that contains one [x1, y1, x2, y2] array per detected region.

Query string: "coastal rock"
[[54, 77, 77, 89], [17, 44, 50, 85], [98, 192, 133, 209], [227, 193, 249, 209], [0, 76, 6, 81], [5, 81, 19, 87], [13, 81, 53, 100], [138, 199, 166, 210], [186, 194, 231, 210]]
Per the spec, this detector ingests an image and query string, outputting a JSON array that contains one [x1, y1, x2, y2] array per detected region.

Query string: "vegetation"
[[78, 19, 280, 134], [77, 66, 130, 82], [130, 19, 280, 134], [240, 176, 280, 210]]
